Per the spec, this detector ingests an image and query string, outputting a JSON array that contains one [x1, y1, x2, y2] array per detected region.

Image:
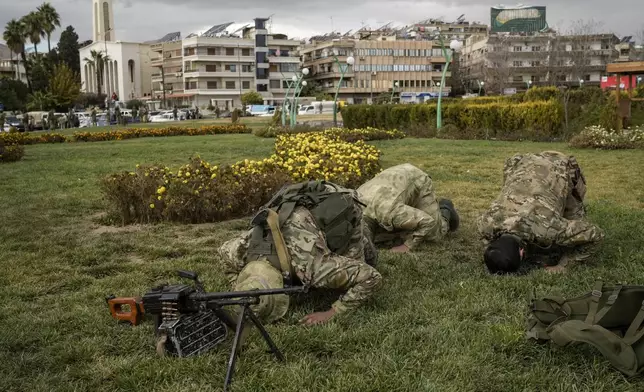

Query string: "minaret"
[[92, 0, 115, 42]]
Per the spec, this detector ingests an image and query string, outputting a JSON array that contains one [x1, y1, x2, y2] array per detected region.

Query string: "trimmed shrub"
[[0, 143, 25, 163], [253, 125, 405, 142], [569, 125, 644, 150], [102, 131, 384, 224], [342, 100, 564, 140]]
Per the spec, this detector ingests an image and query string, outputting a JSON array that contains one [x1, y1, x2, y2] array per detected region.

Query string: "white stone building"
[[79, 0, 152, 101]]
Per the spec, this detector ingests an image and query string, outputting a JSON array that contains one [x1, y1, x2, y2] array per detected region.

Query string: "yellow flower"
[[157, 196, 162, 200], [149, 204, 155, 209], [157, 186, 166, 194]]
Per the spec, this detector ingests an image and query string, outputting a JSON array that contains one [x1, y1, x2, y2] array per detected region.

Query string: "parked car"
[[3, 116, 26, 132]]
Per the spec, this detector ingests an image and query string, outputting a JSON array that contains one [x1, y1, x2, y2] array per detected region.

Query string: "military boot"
[[439, 199, 460, 232]]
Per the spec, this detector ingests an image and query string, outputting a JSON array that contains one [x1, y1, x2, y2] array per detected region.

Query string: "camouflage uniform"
[[477, 151, 605, 266], [357, 163, 449, 250], [218, 204, 382, 315]]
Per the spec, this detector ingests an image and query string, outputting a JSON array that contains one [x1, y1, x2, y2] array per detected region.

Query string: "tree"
[[29, 55, 50, 92], [241, 91, 263, 107], [484, 35, 514, 95], [27, 90, 54, 111], [3, 19, 31, 90], [83, 49, 109, 96], [48, 63, 80, 110], [21, 12, 45, 56], [37, 2, 60, 53], [0, 78, 30, 111], [57, 26, 80, 76]]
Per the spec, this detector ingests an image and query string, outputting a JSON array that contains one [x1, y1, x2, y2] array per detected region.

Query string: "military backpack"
[[246, 181, 365, 282], [527, 281, 644, 376]]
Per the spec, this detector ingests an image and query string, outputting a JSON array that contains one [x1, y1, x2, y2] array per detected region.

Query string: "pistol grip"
[[108, 297, 143, 325]]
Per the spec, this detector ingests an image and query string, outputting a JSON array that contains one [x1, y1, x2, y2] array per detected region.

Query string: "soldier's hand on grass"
[[299, 308, 337, 326], [390, 244, 410, 253]]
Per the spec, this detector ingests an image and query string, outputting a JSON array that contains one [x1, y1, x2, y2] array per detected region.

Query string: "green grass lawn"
[[50, 113, 337, 135], [1, 135, 644, 391]]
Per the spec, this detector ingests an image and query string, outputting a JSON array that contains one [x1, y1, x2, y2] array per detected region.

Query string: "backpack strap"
[[548, 319, 640, 377], [592, 285, 623, 324], [584, 281, 604, 324], [624, 300, 644, 345]]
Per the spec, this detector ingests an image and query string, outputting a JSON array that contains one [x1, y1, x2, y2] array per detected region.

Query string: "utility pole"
[[161, 66, 167, 109], [238, 43, 242, 109]]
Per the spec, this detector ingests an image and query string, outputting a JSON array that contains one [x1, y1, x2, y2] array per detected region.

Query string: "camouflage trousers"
[[218, 206, 382, 314]]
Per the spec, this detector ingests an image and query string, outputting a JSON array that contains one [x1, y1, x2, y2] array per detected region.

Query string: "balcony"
[[183, 70, 255, 78], [182, 54, 255, 63], [309, 71, 355, 80], [181, 88, 253, 96], [151, 58, 164, 66]]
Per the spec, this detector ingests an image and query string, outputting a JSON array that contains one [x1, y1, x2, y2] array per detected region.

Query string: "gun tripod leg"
[[224, 306, 247, 392], [246, 308, 285, 361]]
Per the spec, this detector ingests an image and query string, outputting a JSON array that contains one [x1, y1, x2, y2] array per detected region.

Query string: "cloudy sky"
[[2, 0, 643, 48]]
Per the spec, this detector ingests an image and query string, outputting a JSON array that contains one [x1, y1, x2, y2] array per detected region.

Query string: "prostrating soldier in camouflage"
[[477, 151, 605, 274], [218, 181, 382, 326], [357, 163, 459, 254]]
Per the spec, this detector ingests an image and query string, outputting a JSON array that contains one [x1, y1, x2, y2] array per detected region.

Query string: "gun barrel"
[[193, 286, 306, 301]]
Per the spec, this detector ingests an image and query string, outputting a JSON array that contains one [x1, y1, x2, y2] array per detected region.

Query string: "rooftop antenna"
[[267, 14, 275, 34], [330, 16, 334, 33]]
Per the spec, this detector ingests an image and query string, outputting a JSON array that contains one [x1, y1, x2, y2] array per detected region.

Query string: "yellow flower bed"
[[0, 132, 66, 145], [102, 131, 383, 224], [73, 124, 250, 142]]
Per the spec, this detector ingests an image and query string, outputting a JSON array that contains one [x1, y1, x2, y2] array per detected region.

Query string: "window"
[[205, 64, 217, 72], [256, 68, 268, 79], [185, 81, 197, 90], [421, 80, 426, 87], [225, 81, 235, 89], [242, 48, 251, 56], [514, 46, 522, 52], [257, 83, 268, 92], [282, 81, 289, 88], [584, 74, 591, 81], [513, 61, 523, 67], [225, 64, 236, 72], [226, 47, 235, 56], [242, 64, 253, 72], [207, 81, 218, 89], [557, 75, 566, 81], [269, 80, 281, 89], [531, 61, 541, 67], [184, 48, 195, 56], [532, 46, 541, 52], [243, 81, 251, 89], [207, 48, 220, 55]]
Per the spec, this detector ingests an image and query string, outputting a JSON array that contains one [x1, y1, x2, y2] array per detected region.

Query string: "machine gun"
[[106, 270, 307, 391]]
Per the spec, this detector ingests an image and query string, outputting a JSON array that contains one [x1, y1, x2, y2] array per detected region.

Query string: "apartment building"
[[300, 37, 450, 104], [180, 19, 300, 109], [149, 32, 186, 107], [461, 32, 620, 94], [408, 18, 488, 42], [0, 43, 27, 82]]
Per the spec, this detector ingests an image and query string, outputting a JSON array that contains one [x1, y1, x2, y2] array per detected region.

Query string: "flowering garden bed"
[[101, 131, 386, 224], [569, 125, 644, 149]]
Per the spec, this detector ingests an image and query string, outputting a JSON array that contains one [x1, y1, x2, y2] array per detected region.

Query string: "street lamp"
[[526, 80, 533, 90], [332, 55, 354, 126], [432, 32, 462, 129], [390, 81, 399, 103], [290, 68, 309, 127], [478, 81, 485, 96], [579, 79, 584, 88]]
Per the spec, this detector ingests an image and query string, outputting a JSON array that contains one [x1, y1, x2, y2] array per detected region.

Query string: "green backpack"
[[527, 281, 644, 376], [246, 181, 365, 278]]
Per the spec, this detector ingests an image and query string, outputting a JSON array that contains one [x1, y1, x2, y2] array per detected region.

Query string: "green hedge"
[[343, 100, 564, 140]]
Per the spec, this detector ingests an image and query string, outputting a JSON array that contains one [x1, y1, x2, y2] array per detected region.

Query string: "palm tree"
[[21, 12, 45, 55], [3, 19, 31, 90], [83, 50, 110, 96], [37, 2, 60, 53]]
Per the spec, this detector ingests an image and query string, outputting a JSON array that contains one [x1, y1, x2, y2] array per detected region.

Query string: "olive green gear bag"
[[527, 281, 644, 376]]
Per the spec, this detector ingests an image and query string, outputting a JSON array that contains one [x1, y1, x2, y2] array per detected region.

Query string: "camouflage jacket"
[[219, 186, 381, 315], [358, 163, 445, 249], [477, 151, 604, 249]]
